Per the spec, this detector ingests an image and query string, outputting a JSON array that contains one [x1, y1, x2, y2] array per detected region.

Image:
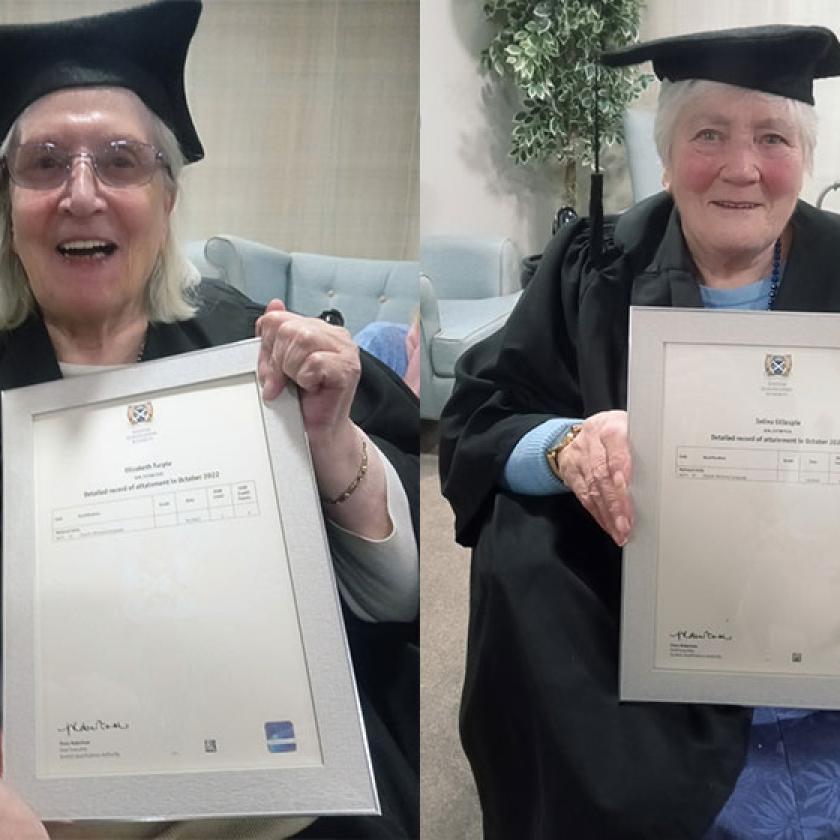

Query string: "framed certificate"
[[3, 338, 378, 821], [622, 306, 840, 709]]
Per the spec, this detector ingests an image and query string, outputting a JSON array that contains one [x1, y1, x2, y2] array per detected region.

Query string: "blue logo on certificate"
[[265, 721, 296, 753]]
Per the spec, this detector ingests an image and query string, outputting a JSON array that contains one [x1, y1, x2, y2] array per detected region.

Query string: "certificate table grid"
[[676, 446, 840, 484], [51, 480, 260, 541]]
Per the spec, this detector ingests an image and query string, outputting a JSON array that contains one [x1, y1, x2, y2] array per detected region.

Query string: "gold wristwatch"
[[545, 423, 583, 481]]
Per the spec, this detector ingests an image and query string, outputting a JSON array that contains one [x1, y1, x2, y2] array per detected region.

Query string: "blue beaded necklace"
[[767, 237, 782, 310]]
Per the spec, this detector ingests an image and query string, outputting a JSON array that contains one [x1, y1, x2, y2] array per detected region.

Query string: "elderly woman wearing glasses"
[[0, 2, 418, 839]]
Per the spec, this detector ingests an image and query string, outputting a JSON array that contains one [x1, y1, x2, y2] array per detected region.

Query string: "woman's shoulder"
[[184, 278, 266, 343], [793, 199, 840, 234], [528, 192, 675, 301], [788, 200, 840, 271], [612, 191, 675, 253], [146, 279, 264, 356], [193, 278, 265, 321]]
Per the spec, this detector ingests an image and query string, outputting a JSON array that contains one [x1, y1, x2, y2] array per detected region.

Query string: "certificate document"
[[4, 339, 377, 821], [621, 307, 840, 709]]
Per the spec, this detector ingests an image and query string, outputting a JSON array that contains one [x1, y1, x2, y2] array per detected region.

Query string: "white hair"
[[0, 89, 200, 330], [654, 78, 818, 175]]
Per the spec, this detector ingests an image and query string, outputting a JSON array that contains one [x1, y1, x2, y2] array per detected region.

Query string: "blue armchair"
[[187, 235, 417, 337], [420, 235, 523, 420]]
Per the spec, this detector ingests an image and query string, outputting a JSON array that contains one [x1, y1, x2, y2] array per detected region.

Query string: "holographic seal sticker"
[[265, 721, 296, 753]]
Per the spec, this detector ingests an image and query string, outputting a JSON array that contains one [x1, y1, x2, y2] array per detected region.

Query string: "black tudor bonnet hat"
[[0, 0, 204, 162], [601, 24, 840, 106]]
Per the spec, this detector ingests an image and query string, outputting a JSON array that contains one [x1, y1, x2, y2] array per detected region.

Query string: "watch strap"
[[545, 422, 583, 481]]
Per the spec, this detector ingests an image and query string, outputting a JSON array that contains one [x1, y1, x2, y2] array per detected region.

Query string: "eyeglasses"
[[3, 140, 169, 190]]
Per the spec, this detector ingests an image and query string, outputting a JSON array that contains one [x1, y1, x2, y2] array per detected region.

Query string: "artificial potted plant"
[[480, 0, 651, 282]]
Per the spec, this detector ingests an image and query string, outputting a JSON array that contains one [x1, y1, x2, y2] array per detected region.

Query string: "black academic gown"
[[439, 193, 840, 840], [0, 280, 419, 840]]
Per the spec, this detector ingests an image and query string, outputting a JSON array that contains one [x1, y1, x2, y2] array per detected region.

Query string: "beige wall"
[[422, 0, 840, 257], [0, 0, 420, 260], [420, 0, 566, 257]]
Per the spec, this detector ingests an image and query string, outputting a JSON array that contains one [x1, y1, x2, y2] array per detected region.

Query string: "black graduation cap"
[[600, 24, 840, 106], [0, 0, 204, 162]]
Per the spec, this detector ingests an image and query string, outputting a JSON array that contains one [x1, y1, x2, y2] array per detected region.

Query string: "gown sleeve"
[[439, 216, 628, 546]]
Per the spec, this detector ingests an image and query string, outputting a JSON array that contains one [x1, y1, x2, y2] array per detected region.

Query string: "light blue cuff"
[[501, 418, 582, 495]]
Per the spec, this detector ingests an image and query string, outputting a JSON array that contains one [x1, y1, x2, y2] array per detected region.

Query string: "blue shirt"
[[354, 322, 409, 378]]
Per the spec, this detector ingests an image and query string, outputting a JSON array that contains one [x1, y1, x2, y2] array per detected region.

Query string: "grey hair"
[[654, 78, 818, 176], [0, 91, 199, 330]]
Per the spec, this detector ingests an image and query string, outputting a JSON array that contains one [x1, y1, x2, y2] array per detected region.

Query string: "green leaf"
[[481, 0, 647, 169]]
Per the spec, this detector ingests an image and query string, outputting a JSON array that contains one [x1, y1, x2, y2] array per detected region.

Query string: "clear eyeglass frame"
[[3, 139, 169, 190]]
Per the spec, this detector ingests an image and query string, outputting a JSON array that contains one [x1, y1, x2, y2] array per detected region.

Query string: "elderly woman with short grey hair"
[[441, 24, 840, 840]]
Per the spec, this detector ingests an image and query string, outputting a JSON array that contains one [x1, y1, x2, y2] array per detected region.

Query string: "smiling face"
[[663, 84, 805, 268], [9, 87, 174, 328]]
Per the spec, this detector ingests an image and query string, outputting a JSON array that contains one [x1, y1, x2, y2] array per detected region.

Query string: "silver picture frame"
[[3, 337, 378, 822], [622, 306, 840, 709]]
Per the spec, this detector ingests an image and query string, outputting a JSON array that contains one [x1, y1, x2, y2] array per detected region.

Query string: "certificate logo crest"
[[127, 401, 154, 425], [765, 354, 792, 377]]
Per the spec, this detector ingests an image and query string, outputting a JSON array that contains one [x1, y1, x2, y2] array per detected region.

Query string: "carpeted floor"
[[420, 422, 482, 839]]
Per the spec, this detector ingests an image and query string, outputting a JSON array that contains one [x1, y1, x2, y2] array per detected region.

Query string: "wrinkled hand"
[[255, 301, 386, 533], [557, 409, 634, 546], [255, 300, 361, 440]]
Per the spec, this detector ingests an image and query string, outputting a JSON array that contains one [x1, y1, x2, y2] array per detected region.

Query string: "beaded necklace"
[[767, 237, 782, 310]]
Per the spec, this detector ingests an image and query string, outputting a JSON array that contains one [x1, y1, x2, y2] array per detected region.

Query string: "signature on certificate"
[[57, 719, 130, 737], [669, 629, 733, 642]]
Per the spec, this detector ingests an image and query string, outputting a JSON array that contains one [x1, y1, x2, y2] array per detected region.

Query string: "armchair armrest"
[[204, 235, 293, 305], [183, 239, 220, 280], [419, 273, 438, 411], [420, 235, 522, 299], [419, 273, 440, 340]]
